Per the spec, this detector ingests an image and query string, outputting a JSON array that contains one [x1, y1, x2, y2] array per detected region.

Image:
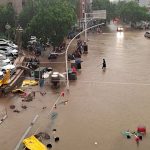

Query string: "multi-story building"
[[0, 0, 28, 14], [78, 0, 86, 27], [77, 0, 93, 27], [78, 0, 92, 19]]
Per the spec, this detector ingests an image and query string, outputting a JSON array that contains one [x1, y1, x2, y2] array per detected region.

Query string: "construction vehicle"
[[0, 71, 3, 86], [0, 70, 10, 87]]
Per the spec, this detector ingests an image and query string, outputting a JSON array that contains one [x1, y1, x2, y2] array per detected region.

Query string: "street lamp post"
[[16, 25, 23, 55], [84, 12, 87, 42], [65, 22, 104, 90], [5, 23, 11, 40]]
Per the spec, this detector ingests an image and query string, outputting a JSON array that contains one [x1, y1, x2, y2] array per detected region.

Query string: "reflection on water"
[[116, 32, 124, 48], [116, 32, 124, 39]]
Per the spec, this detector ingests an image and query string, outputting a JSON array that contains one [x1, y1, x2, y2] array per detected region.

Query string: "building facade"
[[78, 0, 92, 19], [77, 0, 92, 27]]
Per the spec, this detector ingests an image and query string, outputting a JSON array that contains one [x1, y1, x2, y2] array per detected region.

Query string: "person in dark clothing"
[[83, 42, 88, 54], [102, 59, 106, 70], [75, 58, 83, 69]]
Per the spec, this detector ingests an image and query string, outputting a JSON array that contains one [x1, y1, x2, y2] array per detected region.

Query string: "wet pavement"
[[53, 27, 150, 150], [1, 24, 150, 149]]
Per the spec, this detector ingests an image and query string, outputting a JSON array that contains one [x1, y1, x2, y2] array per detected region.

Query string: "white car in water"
[[0, 71, 3, 78], [0, 40, 18, 49], [0, 54, 11, 62], [144, 32, 150, 38], [28, 36, 37, 44], [0, 59, 11, 65], [117, 27, 124, 32], [0, 47, 18, 57]]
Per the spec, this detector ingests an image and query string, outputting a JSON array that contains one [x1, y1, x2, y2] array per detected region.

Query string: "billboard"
[[92, 10, 106, 19]]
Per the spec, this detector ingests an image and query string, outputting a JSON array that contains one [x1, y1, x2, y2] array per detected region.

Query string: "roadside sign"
[[92, 10, 106, 19]]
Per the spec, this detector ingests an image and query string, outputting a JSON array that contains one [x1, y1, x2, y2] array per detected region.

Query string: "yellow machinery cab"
[[0, 71, 4, 86], [0, 69, 11, 86]]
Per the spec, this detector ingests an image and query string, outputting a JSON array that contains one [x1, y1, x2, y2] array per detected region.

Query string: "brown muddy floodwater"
[[1, 24, 150, 150]]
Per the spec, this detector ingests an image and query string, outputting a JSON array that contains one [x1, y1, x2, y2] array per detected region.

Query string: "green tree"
[[19, 0, 36, 29], [0, 4, 16, 33], [92, 0, 150, 23], [22, 0, 76, 47], [119, 1, 149, 23]]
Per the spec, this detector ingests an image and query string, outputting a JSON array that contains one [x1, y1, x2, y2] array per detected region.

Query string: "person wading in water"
[[102, 59, 106, 71]]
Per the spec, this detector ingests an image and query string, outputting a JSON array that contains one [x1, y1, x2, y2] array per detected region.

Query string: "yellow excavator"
[[0, 70, 10, 87]]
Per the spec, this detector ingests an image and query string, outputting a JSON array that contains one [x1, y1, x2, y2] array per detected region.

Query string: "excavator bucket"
[[3, 70, 10, 85]]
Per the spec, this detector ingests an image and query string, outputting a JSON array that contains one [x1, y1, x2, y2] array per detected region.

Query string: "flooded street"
[[54, 27, 150, 150], [1, 24, 150, 150]]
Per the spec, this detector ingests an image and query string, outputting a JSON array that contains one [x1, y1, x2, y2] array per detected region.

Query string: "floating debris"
[[54, 137, 60, 142], [64, 100, 68, 105], [42, 107, 47, 109], [21, 105, 27, 109], [54, 104, 57, 109], [10, 105, 15, 109], [13, 110, 20, 113], [35, 132, 50, 140], [47, 143, 52, 149], [40, 91, 46, 96]]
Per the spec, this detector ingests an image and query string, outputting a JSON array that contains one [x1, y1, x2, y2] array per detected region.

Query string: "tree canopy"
[[92, 0, 150, 23], [20, 0, 76, 47], [0, 0, 150, 43], [119, 1, 149, 23], [0, 4, 15, 33]]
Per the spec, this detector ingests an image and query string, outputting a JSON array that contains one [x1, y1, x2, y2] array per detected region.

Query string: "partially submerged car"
[[117, 27, 124, 32], [0, 47, 18, 57], [0, 41, 18, 49], [144, 32, 150, 38], [0, 54, 11, 64]]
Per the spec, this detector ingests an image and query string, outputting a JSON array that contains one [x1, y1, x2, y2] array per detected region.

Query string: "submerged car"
[[117, 27, 124, 32], [0, 47, 18, 57], [0, 54, 11, 64], [0, 40, 18, 49], [144, 32, 150, 38]]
